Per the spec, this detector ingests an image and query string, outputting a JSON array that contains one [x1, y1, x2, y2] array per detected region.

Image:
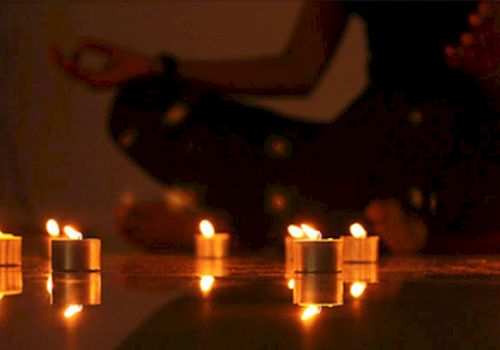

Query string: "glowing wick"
[[287, 225, 305, 239], [301, 305, 321, 321], [350, 281, 367, 298], [46, 219, 60, 237], [349, 223, 367, 239], [300, 224, 322, 240], [64, 304, 83, 318], [199, 220, 215, 239], [63, 226, 83, 240], [199, 275, 215, 293]]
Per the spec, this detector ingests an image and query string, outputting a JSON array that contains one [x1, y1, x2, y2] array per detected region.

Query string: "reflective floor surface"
[[1, 253, 499, 349]]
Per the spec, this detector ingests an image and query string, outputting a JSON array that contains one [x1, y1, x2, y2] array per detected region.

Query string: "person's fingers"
[[477, 1, 491, 17], [444, 44, 462, 69]]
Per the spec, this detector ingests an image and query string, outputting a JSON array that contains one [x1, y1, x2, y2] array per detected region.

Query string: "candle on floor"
[[194, 220, 229, 258], [285, 225, 307, 273], [293, 224, 343, 273], [342, 223, 379, 262], [293, 273, 344, 307], [52, 225, 100, 272], [0, 230, 22, 266]]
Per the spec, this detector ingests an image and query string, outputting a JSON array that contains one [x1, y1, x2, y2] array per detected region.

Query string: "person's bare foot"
[[365, 199, 428, 254]]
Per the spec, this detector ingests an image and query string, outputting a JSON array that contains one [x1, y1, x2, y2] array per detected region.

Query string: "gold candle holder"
[[50, 272, 101, 305], [293, 273, 344, 307], [0, 234, 22, 266], [0, 266, 22, 296]]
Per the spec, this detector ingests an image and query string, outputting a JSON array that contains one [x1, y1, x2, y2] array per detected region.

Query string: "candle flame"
[[0, 229, 13, 238], [287, 225, 305, 239], [350, 281, 367, 298], [46, 275, 53, 295], [349, 223, 367, 239], [46, 219, 60, 237], [63, 225, 83, 240], [0, 293, 3, 301], [199, 275, 215, 293], [287, 278, 295, 290], [64, 304, 83, 318], [199, 220, 215, 238], [300, 224, 322, 240], [301, 305, 321, 321]]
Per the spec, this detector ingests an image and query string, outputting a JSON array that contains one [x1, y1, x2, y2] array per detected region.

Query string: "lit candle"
[[341, 223, 379, 263], [0, 229, 22, 266], [49, 272, 101, 306], [51, 225, 100, 271], [292, 273, 343, 307], [292, 224, 343, 273], [194, 220, 230, 258]]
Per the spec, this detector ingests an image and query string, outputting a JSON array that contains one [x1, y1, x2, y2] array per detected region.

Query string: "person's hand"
[[49, 37, 162, 88], [444, 2, 499, 78]]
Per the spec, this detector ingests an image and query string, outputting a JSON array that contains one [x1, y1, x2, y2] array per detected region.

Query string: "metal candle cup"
[[52, 239, 101, 272], [342, 236, 379, 263], [293, 273, 344, 307], [0, 234, 22, 266], [195, 233, 230, 258], [293, 239, 343, 273]]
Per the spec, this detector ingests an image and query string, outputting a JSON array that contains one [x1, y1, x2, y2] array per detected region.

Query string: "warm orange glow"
[[46, 219, 60, 237], [0, 293, 4, 301], [300, 224, 322, 240], [350, 281, 367, 298], [287, 225, 305, 239], [63, 225, 83, 240], [301, 305, 321, 321], [199, 275, 215, 293], [349, 223, 367, 239], [287, 278, 295, 290], [199, 220, 215, 238], [0, 229, 14, 238], [46, 275, 53, 295], [64, 304, 83, 318]]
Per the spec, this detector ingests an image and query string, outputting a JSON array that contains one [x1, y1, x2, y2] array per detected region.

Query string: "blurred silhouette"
[[51, 2, 499, 254]]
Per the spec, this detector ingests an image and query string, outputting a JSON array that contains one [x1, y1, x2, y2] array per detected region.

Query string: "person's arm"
[[50, 2, 348, 95], [177, 2, 348, 95]]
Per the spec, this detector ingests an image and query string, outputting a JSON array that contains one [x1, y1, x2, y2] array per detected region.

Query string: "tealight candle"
[[0, 230, 22, 266], [342, 223, 379, 263], [292, 224, 343, 273], [52, 225, 100, 271], [194, 220, 229, 258]]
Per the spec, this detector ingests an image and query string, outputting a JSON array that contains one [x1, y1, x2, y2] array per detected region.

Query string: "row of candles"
[[1, 217, 378, 321], [0, 218, 377, 270]]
